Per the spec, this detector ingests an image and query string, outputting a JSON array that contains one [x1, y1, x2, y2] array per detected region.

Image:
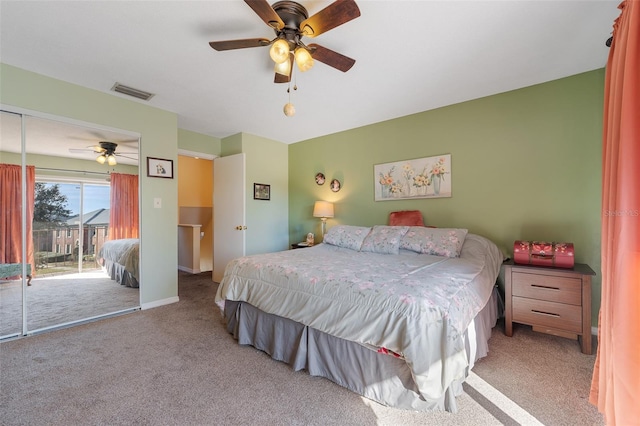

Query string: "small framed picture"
[[315, 173, 325, 185], [330, 179, 341, 192], [147, 157, 173, 179], [254, 183, 270, 200]]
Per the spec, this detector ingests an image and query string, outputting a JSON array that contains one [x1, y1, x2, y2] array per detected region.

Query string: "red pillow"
[[388, 210, 425, 227]]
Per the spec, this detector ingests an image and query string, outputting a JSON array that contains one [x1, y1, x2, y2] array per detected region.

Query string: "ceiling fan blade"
[[300, 0, 361, 38], [274, 53, 294, 83], [209, 38, 270, 51], [115, 154, 138, 161], [69, 148, 96, 154], [244, 0, 285, 30], [308, 44, 355, 72]]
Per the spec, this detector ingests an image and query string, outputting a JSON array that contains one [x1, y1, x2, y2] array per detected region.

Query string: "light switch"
[[154, 198, 162, 208]]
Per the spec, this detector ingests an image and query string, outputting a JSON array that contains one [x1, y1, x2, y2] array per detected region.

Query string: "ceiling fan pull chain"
[[284, 79, 295, 117]]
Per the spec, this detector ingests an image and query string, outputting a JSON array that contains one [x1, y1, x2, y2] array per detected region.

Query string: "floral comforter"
[[216, 233, 502, 406]]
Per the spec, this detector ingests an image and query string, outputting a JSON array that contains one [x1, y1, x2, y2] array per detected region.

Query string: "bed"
[[216, 225, 503, 412], [97, 238, 140, 288]]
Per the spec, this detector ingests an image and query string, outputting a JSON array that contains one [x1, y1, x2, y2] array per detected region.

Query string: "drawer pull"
[[531, 284, 560, 291], [531, 309, 560, 317]]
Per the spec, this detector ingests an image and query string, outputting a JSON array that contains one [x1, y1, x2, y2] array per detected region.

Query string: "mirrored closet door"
[[0, 110, 141, 338]]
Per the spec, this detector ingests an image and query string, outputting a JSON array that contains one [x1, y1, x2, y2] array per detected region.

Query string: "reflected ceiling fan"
[[209, 0, 361, 83], [69, 141, 137, 166]]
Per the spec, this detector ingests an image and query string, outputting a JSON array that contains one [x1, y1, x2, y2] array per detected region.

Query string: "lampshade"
[[313, 201, 334, 218], [294, 47, 314, 72], [107, 154, 117, 166], [96, 154, 107, 164], [270, 39, 290, 64]]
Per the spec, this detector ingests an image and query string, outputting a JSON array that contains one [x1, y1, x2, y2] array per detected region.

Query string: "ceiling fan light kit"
[[209, 0, 360, 114]]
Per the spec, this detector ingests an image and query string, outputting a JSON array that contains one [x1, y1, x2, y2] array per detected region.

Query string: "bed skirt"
[[101, 259, 139, 288], [224, 287, 501, 412]]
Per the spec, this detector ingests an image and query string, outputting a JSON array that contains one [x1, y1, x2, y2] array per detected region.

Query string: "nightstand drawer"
[[512, 296, 582, 333], [512, 272, 581, 305]]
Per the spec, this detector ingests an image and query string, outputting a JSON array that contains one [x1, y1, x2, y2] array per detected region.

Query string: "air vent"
[[111, 82, 155, 101]]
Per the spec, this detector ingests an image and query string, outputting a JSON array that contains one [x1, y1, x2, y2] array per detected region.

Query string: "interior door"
[[213, 153, 245, 283]]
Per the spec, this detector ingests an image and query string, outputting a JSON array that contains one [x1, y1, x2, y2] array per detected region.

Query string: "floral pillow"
[[323, 225, 371, 251], [360, 225, 409, 255], [400, 227, 468, 257]]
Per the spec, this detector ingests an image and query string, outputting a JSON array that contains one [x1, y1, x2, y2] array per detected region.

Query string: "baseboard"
[[178, 266, 201, 274], [141, 296, 179, 310]]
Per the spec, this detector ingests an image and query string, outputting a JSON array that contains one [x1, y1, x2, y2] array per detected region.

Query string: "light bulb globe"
[[294, 47, 314, 72], [96, 155, 107, 164], [274, 57, 292, 76], [270, 39, 290, 64]]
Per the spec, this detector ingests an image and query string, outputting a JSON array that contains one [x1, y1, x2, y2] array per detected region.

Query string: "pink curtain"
[[0, 164, 36, 277], [108, 173, 139, 240], [590, 1, 640, 424]]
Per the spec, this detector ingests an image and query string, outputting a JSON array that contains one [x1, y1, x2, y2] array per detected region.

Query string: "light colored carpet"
[[0, 271, 139, 337], [0, 272, 604, 425]]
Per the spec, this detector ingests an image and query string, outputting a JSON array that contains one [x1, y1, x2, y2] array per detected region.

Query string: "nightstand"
[[291, 243, 312, 249], [504, 260, 596, 354]]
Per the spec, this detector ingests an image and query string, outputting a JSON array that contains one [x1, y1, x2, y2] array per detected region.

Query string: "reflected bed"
[[97, 238, 140, 288]]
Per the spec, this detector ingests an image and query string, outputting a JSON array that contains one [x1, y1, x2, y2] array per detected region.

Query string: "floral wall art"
[[374, 154, 451, 201]]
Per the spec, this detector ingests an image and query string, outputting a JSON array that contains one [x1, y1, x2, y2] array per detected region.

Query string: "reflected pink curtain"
[[108, 173, 139, 240], [590, 1, 640, 424], [0, 164, 36, 277]]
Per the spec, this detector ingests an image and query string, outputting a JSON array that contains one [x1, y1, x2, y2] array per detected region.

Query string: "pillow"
[[360, 225, 409, 254], [388, 210, 425, 227], [323, 225, 371, 251], [400, 227, 468, 258]]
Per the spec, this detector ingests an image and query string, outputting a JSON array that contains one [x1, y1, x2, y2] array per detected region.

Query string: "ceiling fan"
[[69, 141, 137, 166], [209, 0, 361, 83]]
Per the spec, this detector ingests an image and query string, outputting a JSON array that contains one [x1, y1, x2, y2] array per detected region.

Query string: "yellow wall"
[[178, 156, 213, 207], [178, 155, 213, 272]]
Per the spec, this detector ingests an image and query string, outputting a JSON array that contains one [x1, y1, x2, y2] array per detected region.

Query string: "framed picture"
[[254, 183, 270, 200], [374, 154, 451, 201], [147, 157, 173, 179]]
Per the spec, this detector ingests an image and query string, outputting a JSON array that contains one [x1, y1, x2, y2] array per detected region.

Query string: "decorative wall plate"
[[330, 179, 341, 192], [315, 173, 325, 185]]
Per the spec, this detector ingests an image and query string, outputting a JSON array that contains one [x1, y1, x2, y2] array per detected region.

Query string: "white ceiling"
[[0, 0, 619, 145]]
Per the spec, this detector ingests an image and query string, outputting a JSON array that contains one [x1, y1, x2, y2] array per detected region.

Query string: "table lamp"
[[313, 201, 334, 237]]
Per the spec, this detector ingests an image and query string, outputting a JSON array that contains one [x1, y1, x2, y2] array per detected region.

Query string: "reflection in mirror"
[[0, 110, 141, 337]]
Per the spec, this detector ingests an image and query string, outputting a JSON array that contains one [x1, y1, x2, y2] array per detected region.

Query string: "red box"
[[513, 241, 575, 269]]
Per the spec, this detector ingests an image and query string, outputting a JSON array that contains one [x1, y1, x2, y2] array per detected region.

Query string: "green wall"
[[289, 69, 604, 327], [1, 63, 179, 307], [178, 128, 221, 156]]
